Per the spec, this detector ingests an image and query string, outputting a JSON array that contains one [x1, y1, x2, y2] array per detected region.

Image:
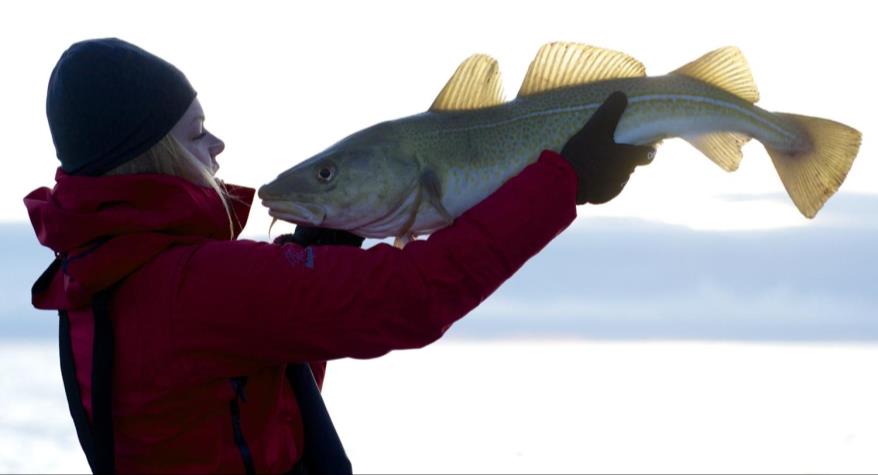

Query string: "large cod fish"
[[259, 43, 862, 243]]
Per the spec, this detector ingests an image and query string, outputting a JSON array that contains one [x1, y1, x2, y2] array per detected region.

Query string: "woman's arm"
[[171, 92, 653, 374], [172, 151, 576, 369]]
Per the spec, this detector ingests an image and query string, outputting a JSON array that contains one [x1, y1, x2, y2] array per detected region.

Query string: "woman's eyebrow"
[[191, 115, 205, 124]]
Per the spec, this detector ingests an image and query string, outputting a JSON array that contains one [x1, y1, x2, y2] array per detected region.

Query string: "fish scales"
[[390, 75, 802, 226]]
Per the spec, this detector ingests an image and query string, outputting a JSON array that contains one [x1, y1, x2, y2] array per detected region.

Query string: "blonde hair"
[[105, 134, 238, 238]]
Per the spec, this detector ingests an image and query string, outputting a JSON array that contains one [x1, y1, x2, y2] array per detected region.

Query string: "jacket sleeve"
[[171, 151, 577, 373]]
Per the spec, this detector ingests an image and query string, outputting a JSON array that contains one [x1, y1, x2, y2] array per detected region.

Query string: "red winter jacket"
[[24, 150, 577, 474]]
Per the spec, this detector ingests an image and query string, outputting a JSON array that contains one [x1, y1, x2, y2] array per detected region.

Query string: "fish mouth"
[[262, 200, 326, 226]]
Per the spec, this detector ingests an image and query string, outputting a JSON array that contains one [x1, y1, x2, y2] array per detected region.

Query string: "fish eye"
[[316, 165, 336, 183]]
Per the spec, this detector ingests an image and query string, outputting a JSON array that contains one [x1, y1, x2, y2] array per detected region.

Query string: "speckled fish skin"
[[390, 74, 805, 220], [259, 73, 806, 239]]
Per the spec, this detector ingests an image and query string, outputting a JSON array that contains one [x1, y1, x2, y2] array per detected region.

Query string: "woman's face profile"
[[170, 98, 225, 175]]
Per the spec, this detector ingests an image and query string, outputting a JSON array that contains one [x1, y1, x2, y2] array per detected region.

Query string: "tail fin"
[[765, 114, 861, 218]]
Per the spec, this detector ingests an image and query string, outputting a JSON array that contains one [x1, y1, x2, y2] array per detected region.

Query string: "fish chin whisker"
[[268, 217, 279, 239], [267, 208, 326, 227]]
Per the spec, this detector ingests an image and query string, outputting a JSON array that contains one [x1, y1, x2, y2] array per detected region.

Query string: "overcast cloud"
[[3, 193, 876, 342]]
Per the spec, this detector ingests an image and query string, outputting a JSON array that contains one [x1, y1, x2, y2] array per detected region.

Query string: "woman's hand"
[[561, 91, 655, 205]]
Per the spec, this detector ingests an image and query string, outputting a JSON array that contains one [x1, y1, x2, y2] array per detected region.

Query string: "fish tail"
[[671, 47, 861, 218], [764, 114, 861, 218]]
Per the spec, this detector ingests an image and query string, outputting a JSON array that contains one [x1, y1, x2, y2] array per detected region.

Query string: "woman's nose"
[[209, 136, 225, 158]]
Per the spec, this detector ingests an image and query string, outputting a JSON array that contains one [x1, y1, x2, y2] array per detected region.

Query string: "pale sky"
[[2, 5, 876, 471], [1, 0, 874, 235]]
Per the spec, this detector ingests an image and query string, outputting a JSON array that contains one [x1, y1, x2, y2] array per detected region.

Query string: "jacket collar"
[[25, 168, 255, 309]]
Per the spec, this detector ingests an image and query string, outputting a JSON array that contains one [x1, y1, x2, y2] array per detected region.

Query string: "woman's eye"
[[317, 166, 335, 182]]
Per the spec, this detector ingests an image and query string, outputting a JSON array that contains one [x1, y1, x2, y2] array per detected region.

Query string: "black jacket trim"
[[59, 311, 98, 473], [57, 286, 116, 474], [286, 363, 352, 475], [229, 377, 255, 474]]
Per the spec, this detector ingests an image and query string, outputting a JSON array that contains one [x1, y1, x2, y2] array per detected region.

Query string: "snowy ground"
[[2, 339, 876, 474]]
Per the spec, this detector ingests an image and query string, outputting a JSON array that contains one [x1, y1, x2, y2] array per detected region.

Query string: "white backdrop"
[[1, 0, 875, 233], [2, 1, 876, 473]]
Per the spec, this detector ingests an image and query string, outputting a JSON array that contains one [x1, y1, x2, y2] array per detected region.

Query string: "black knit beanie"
[[46, 38, 197, 176]]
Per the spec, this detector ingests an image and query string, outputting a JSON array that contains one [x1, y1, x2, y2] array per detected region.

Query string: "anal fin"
[[682, 132, 750, 172]]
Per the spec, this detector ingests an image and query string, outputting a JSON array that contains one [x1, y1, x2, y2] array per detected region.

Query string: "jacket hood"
[[24, 168, 255, 310]]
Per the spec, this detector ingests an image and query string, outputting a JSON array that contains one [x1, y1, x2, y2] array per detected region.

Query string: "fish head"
[[259, 128, 420, 236]]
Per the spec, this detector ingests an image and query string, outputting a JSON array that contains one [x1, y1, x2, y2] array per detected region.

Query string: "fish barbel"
[[259, 43, 862, 242]]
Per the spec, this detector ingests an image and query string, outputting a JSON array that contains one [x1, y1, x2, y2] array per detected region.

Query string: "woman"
[[25, 38, 652, 474]]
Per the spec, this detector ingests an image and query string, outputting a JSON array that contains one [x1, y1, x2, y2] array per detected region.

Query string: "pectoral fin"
[[393, 169, 453, 248], [396, 186, 423, 244], [394, 234, 416, 249], [420, 169, 454, 225]]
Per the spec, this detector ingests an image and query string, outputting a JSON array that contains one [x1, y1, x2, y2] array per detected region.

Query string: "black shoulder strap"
[[90, 289, 116, 473], [56, 280, 116, 474], [285, 363, 352, 475], [36, 257, 99, 473], [59, 310, 98, 473]]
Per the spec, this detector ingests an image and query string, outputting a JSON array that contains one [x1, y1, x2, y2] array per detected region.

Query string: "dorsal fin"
[[430, 54, 505, 112], [517, 43, 646, 97], [672, 46, 759, 103]]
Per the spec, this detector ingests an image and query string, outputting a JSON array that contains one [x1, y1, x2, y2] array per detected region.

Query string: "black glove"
[[273, 226, 365, 248], [561, 91, 655, 205]]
